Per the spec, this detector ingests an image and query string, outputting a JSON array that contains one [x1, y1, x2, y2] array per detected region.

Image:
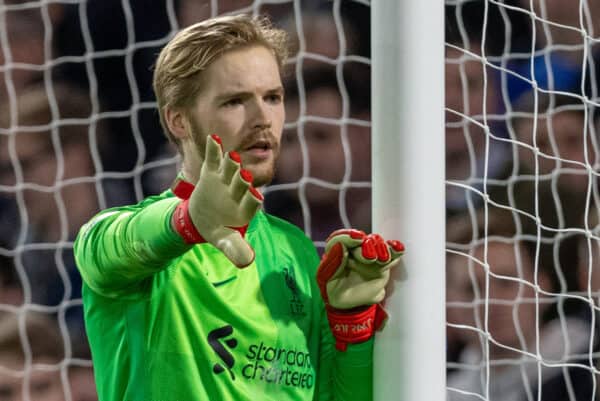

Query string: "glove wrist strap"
[[173, 199, 206, 244], [325, 304, 388, 351]]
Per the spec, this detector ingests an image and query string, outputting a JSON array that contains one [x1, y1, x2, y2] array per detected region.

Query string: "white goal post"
[[15, 1, 600, 401], [371, 2, 446, 401]]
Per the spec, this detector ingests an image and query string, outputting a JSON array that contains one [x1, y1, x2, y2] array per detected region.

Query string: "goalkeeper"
[[74, 14, 403, 401]]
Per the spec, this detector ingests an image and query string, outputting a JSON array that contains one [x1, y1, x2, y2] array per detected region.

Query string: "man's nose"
[[249, 98, 271, 129]]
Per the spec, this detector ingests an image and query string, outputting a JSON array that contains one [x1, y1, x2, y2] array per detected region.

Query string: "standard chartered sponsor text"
[[242, 342, 314, 388]]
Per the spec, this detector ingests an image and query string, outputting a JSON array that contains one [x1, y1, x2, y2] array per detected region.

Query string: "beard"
[[242, 153, 277, 188], [188, 116, 279, 188]]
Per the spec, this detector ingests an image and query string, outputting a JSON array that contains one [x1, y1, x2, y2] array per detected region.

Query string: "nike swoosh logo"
[[212, 276, 237, 287]]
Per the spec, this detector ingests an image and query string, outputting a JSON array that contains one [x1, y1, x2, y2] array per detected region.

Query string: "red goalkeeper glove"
[[316, 229, 404, 351], [172, 134, 263, 268]]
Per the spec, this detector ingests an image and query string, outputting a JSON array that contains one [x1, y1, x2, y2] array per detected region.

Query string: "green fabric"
[[74, 190, 374, 401]]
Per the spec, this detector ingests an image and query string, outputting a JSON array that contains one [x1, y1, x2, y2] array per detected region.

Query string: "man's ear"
[[164, 108, 190, 140]]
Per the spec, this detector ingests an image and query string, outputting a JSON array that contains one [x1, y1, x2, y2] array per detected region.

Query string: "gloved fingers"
[[327, 278, 387, 309], [351, 234, 391, 265], [220, 151, 241, 185], [239, 186, 263, 219], [328, 294, 363, 310], [212, 227, 255, 268], [387, 239, 405, 259], [383, 256, 401, 271], [316, 242, 349, 299], [204, 134, 224, 172], [348, 259, 393, 280], [229, 168, 253, 201], [324, 229, 366, 253], [351, 235, 405, 267]]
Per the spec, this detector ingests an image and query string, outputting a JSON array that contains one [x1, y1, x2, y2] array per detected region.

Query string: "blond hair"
[[153, 14, 288, 153]]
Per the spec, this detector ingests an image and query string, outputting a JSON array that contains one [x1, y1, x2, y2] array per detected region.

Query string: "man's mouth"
[[244, 139, 272, 151], [235, 128, 279, 160]]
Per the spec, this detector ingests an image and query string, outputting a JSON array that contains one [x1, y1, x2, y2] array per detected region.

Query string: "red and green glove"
[[317, 229, 404, 351], [172, 134, 263, 268]]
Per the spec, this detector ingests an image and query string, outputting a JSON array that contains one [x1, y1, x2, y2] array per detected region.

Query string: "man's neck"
[[180, 164, 199, 184]]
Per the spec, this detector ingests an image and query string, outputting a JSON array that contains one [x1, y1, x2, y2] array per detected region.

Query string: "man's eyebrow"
[[266, 86, 284, 94], [215, 90, 252, 101], [215, 86, 284, 100]]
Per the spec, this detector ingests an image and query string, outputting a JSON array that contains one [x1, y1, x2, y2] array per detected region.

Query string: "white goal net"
[[446, 1, 600, 400], [0, 0, 370, 400], [6, 0, 598, 400]]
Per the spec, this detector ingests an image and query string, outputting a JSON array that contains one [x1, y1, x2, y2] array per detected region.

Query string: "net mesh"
[[7, 0, 600, 400], [0, 0, 369, 400], [446, 1, 600, 400]]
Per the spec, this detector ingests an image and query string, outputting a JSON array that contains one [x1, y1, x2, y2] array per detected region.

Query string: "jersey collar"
[[171, 173, 195, 200], [170, 172, 262, 235]]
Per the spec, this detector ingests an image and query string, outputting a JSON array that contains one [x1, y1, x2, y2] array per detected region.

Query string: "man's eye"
[[30, 378, 53, 394], [223, 98, 243, 107], [266, 94, 282, 104], [0, 384, 15, 399]]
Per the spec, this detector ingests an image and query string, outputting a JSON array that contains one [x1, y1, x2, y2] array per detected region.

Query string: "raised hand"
[[173, 134, 263, 268]]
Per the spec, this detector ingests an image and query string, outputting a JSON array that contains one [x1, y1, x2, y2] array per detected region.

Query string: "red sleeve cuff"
[[326, 304, 388, 351], [172, 199, 206, 244]]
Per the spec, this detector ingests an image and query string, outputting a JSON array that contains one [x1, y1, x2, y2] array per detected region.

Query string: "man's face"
[[446, 252, 478, 350], [471, 241, 548, 357], [178, 0, 254, 27], [522, 0, 600, 40], [0, 132, 57, 227], [0, 13, 45, 103], [0, 130, 97, 240], [0, 131, 61, 187], [445, 47, 498, 181], [278, 86, 346, 204], [184, 45, 285, 188], [578, 235, 600, 296], [0, 360, 64, 401], [514, 110, 591, 192]]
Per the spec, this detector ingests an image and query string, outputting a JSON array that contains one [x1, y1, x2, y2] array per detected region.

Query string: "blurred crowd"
[[0, 0, 369, 400], [2, 0, 600, 400], [445, 1, 600, 400]]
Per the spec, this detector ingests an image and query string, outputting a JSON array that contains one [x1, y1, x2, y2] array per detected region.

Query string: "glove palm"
[[175, 134, 263, 268]]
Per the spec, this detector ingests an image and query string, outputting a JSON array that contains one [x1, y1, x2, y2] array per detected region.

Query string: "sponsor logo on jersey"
[[242, 341, 314, 389], [283, 267, 306, 317], [207, 325, 314, 389], [208, 325, 238, 380]]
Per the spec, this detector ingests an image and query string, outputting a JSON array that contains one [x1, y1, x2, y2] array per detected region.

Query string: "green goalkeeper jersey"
[[74, 189, 374, 401]]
